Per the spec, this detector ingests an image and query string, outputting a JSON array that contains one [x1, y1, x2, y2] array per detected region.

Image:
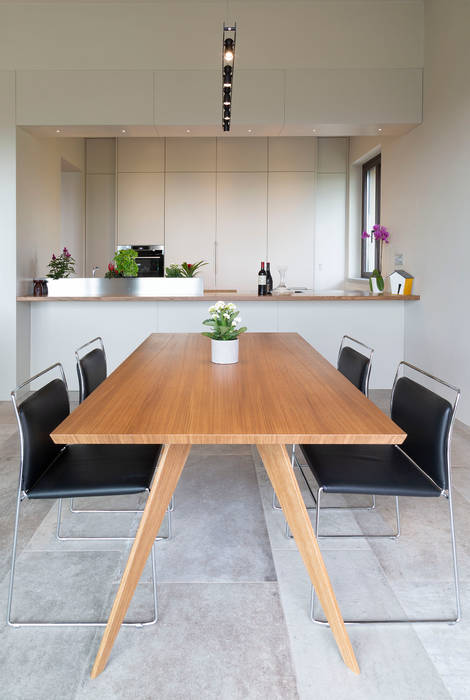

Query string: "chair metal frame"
[[74, 336, 173, 536], [7, 363, 158, 628], [310, 361, 461, 625], [273, 335, 377, 533]]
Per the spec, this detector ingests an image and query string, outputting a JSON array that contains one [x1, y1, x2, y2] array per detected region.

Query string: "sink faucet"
[[92, 266, 100, 278]]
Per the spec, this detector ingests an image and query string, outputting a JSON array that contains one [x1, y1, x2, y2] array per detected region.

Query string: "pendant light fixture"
[[222, 23, 236, 132]]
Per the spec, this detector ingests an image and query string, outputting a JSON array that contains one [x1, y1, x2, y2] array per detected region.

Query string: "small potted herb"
[[47, 247, 76, 279], [202, 301, 247, 364], [113, 249, 139, 277]]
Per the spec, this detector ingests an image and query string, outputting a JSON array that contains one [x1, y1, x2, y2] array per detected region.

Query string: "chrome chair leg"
[[310, 495, 460, 625], [57, 498, 171, 542], [69, 493, 174, 514], [7, 497, 158, 628], [6, 485, 23, 628], [314, 488, 400, 539], [283, 486, 391, 540]]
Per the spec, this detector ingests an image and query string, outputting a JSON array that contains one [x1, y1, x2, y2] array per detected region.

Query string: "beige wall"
[[0, 2, 423, 71], [349, 0, 470, 423], [16, 129, 85, 289]]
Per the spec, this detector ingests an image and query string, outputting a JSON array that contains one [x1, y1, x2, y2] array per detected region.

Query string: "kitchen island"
[[17, 290, 419, 392]]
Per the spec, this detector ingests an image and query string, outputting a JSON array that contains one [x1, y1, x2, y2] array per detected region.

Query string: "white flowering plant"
[[202, 301, 247, 341]]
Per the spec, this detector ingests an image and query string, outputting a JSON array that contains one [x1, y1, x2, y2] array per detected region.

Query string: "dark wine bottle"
[[258, 261, 267, 296], [266, 262, 273, 295]]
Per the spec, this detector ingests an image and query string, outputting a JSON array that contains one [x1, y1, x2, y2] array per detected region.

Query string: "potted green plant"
[[113, 249, 139, 277], [47, 247, 76, 279], [165, 260, 208, 278], [202, 301, 247, 364]]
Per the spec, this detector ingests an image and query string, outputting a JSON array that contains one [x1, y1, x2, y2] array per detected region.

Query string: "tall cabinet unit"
[[314, 138, 348, 291], [117, 137, 164, 246], [267, 137, 315, 290], [164, 138, 216, 288], [85, 139, 116, 277]]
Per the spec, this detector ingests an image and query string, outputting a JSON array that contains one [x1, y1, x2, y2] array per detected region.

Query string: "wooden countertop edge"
[[17, 294, 421, 302], [51, 433, 407, 445]]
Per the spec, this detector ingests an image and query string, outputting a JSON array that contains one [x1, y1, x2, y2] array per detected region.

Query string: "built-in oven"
[[117, 245, 165, 277]]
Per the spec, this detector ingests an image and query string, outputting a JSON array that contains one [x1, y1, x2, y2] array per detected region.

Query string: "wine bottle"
[[266, 262, 273, 295], [258, 261, 267, 296]]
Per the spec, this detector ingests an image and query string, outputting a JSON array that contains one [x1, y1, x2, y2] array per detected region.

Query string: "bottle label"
[[258, 275, 266, 286]]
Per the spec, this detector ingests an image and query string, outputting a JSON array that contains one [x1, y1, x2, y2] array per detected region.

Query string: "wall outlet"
[[394, 253, 404, 267]]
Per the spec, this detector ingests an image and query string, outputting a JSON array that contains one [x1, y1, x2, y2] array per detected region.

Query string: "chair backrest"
[[391, 367, 458, 491], [12, 367, 70, 494], [337, 336, 373, 396], [75, 337, 107, 403]]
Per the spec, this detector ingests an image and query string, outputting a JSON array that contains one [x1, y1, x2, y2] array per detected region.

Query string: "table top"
[[51, 333, 406, 446]]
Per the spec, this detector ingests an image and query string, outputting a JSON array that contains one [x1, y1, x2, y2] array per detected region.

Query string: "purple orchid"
[[361, 231, 370, 239]]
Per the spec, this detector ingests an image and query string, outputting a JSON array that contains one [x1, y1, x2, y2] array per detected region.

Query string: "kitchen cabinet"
[[216, 172, 267, 291], [165, 173, 216, 287], [117, 172, 164, 245]]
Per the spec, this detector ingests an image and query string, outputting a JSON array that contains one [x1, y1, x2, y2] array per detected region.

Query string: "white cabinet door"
[[165, 173, 216, 288], [315, 173, 346, 290], [117, 172, 164, 245], [216, 173, 267, 291], [268, 172, 315, 289]]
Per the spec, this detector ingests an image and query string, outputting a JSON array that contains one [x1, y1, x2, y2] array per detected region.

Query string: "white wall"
[[7, 2, 423, 134], [0, 72, 16, 395], [16, 129, 85, 287], [0, 2, 424, 72], [349, 0, 470, 424], [61, 171, 84, 277]]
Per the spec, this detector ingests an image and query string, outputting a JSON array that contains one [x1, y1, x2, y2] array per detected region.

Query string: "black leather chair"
[[74, 337, 174, 531], [7, 363, 162, 628], [274, 335, 376, 529], [336, 334, 373, 397], [75, 336, 107, 404], [304, 361, 461, 624]]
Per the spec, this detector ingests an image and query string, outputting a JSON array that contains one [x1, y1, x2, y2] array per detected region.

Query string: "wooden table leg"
[[90, 443, 191, 679], [257, 443, 360, 675]]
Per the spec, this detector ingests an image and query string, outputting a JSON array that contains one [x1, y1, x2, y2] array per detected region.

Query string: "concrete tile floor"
[[0, 390, 469, 698]]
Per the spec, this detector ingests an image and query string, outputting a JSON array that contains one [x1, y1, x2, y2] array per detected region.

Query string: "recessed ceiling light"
[[378, 128, 383, 132], [56, 129, 62, 133], [121, 129, 127, 134], [186, 129, 191, 133], [312, 128, 317, 133], [248, 129, 252, 133]]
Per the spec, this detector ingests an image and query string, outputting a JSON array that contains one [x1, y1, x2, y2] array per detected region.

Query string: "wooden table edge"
[[51, 433, 407, 445]]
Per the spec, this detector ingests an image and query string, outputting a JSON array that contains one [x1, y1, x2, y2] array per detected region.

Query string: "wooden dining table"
[[51, 332, 406, 678]]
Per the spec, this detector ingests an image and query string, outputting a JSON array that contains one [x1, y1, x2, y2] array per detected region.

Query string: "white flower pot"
[[370, 278, 381, 294], [211, 338, 239, 364]]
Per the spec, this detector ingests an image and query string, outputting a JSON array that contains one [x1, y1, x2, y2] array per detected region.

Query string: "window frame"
[[361, 154, 381, 278]]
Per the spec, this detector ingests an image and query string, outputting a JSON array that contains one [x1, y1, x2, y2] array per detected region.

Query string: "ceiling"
[[23, 123, 416, 139]]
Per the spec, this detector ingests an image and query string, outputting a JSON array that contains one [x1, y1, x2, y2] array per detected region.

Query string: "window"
[[361, 154, 381, 277]]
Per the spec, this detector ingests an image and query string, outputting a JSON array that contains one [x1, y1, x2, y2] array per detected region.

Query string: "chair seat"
[[299, 444, 442, 497], [27, 444, 162, 499]]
